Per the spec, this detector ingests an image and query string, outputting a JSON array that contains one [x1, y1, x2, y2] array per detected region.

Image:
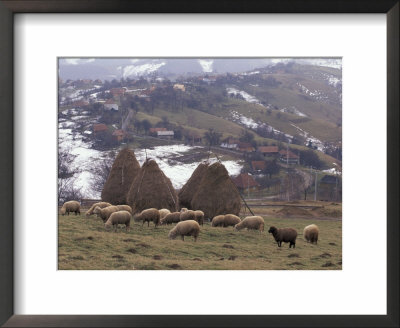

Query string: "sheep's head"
[[60, 207, 66, 215], [104, 222, 112, 231], [168, 229, 177, 240], [93, 206, 101, 215], [234, 223, 243, 231], [268, 226, 277, 234], [180, 207, 188, 213]]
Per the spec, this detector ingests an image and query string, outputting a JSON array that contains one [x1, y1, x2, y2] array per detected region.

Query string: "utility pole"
[[314, 170, 318, 202]]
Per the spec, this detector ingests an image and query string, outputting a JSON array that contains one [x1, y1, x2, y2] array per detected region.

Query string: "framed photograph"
[[0, 1, 398, 327]]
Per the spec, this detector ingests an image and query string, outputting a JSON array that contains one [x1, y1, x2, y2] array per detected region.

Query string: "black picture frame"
[[0, 1, 398, 327]]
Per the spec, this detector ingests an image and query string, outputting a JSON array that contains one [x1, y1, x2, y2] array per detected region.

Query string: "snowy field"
[[59, 109, 243, 199]]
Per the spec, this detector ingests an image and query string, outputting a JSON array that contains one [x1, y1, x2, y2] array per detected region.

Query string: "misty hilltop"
[[59, 58, 341, 81]]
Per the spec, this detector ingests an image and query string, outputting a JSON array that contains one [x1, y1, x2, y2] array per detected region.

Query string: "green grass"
[[58, 211, 342, 270]]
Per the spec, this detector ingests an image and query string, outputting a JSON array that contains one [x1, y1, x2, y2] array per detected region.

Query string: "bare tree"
[[88, 151, 115, 196], [58, 147, 81, 205]]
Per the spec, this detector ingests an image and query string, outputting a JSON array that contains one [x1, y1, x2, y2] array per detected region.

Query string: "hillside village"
[[58, 61, 342, 203]]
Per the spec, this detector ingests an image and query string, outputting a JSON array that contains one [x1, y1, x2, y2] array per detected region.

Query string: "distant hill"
[[59, 58, 341, 81]]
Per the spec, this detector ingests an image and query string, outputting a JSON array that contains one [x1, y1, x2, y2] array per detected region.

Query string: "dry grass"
[[59, 203, 341, 270]]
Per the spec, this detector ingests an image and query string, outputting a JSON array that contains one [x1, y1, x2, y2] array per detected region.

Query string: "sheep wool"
[[303, 224, 319, 244], [60, 200, 81, 216], [85, 202, 112, 216], [268, 226, 298, 248], [133, 208, 160, 227], [180, 210, 196, 222], [160, 212, 181, 225], [193, 210, 205, 226], [93, 205, 119, 222], [211, 215, 225, 227], [223, 214, 241, 227], [116, 204, 133, 214], [234, 216, 264, 232], [105, 210, 132, 232], [168, 220, 200, 242], [159, 208, 171, 220]]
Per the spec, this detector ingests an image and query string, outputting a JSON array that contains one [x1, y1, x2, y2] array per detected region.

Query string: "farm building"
[[104, 99, 119, 111], [237, 142, 255, 153], [112, 129, 126, 143], [257, 146, 279, 157], [279, 149, 299, 165], [149, 127, 167, 134], [110, 88, 125, 97], [173, 84, 185, 92], [220, 137, 239, 149], [72, 100, 89, 108], [232, 173, 260, 191], [93, 123, 108, 135], [251, 161, 266, 172], [157, 131, 174, 140]]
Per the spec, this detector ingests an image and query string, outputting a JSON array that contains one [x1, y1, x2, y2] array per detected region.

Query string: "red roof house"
[[251, 161, 266, 172], [110, 88, 125, 96], [232, 173, 260, 190], [93, 123, 108, 134], [257, 146, 279, 155]]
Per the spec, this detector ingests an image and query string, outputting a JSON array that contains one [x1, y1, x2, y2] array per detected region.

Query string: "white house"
[[104, 99, 119, 111], [157, 131, 174, 139]]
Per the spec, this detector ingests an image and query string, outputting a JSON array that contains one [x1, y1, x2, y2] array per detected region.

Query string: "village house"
[[157, 130, 174, 140], [232, 173, 260, 191], [93, 123, 108, 135], [104, 99, 119, 111], [257, 146, 279, 157], [72, 100, 89, 108], [251, 161, 266, 173], [279, 149, 299, 165], [237, 142, 255, 153], [220, 137, 239, 149], [173, 84, 185, 92], [184, 131, 202, 145], [112, 129, 126, 143], [110, 88, 125, 97]]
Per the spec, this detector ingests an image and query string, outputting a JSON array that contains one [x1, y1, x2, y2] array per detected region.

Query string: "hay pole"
[[212, 152, 255, 216]]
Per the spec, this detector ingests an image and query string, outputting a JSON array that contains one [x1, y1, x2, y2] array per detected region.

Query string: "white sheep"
[[105, 210, 132, 232], [60, 200, 81, 216], [234, 216, 264, 232], [168, 220, 200, 242]]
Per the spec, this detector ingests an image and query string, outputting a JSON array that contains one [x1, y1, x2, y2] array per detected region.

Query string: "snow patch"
[[122, 62, 166, 78], [226, 87, 263, 106], [198, 59, 213, 73]]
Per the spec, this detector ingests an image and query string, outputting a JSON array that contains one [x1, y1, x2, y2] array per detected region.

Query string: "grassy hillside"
[[58, 206, 342, 270]]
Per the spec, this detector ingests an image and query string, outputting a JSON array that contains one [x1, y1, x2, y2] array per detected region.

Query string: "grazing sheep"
[[105, 210, 131, 232], [133, 208, 160, 227], [159, 208, 171, 220], [303, 224, 319, 244], [180, 210, 196, 222], [211, 215, 225, 227], [160, 212, 181, 225], [268, 226, 298, 248], [85, 202, 112, 216], [60, 200, 81, 216], [168, 220, 200, 242], [93, 205, 119, 222], [223, 214, 241, 227], [116, 204, 133, 214], [194, 210, 204, 226], [234, 216, 264, 232]]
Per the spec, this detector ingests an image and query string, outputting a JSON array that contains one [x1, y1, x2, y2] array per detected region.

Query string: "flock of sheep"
[[60, 200, 320, 247]]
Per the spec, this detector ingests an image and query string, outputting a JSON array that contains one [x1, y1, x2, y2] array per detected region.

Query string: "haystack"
[[190, 162, 241, 219], [101, 148, 140, 205], [126, 159, 178, 213], [178, 162, 209, 209]]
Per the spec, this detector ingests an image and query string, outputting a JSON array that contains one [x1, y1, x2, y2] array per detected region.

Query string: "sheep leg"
[[147, 221, 150, 227], [181, 235, 184, 241]]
